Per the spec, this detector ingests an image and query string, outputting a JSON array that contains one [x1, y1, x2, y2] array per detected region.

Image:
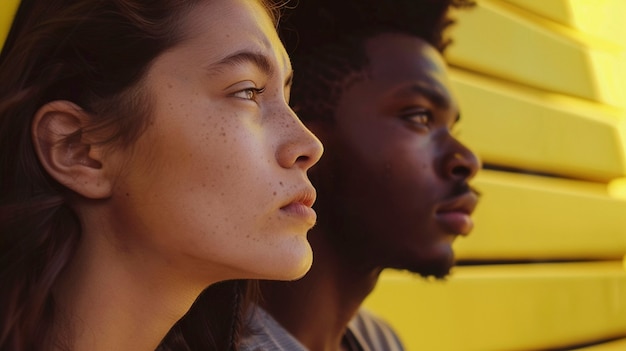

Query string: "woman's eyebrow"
[[207, 50, 274, 77]]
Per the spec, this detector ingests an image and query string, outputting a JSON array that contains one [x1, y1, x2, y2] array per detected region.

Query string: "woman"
[[0, 0, 322, 350]]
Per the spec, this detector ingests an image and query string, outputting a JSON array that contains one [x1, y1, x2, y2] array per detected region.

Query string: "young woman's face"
[[106, 0, 322, 282]]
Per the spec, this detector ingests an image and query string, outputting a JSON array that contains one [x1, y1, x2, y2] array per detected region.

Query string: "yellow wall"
[[2, 1, 626, 350], [0, 0, 19, 52], [364, 1, 626, 350]]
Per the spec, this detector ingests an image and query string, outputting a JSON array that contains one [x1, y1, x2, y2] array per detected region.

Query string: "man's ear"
[[32, 100, 113, 199]]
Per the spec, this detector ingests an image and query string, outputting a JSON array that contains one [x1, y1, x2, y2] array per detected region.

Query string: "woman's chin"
[[261, 240, 313, 281]]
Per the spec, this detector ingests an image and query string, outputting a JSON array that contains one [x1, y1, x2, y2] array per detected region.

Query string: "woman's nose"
[[276, 109, 323, 171]]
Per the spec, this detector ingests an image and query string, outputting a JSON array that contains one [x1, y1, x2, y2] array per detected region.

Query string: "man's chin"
[[409, 256, 455, 280], [418, 270, 450, 280]]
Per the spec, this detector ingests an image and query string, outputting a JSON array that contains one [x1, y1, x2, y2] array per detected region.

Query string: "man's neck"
[[259, 227, 382, 351]]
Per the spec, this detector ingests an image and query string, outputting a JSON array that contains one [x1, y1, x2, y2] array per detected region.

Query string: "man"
[[240, 0, 480, 350]]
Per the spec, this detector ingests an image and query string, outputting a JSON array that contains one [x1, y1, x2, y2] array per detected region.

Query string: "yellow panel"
[[566, 1, 626, 49], [0, 0, 19, 52], [501, 0, 574, 28], [575, 338, 626, 350], [446, 0, 624, 106], [456, 170, 626, 260], [451, 68, 626, 182], [363, 262, 626, 351], [503, 0, 626, 49]]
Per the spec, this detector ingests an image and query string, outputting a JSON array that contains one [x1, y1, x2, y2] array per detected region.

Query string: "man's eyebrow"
[[404, 83, 450, 110], [397, 82, 460, 124], [207, 50, 274, 77]]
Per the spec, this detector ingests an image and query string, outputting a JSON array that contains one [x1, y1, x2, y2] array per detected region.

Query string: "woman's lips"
[[280, 202, 317, 226], [280, 185, 317, 226]]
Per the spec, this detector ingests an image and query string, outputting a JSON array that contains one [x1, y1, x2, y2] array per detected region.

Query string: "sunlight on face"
[[105, 0, 323, 284]]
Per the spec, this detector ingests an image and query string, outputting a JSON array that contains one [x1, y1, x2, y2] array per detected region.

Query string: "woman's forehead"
[[180, 0, 290, 76]]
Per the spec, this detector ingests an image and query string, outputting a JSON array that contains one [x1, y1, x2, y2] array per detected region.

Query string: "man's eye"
[[233, 87, 266, 101], [401, 109, 432, 126]]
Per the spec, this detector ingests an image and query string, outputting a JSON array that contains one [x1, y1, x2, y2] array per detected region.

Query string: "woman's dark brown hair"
[[0, 0, 281, 350]]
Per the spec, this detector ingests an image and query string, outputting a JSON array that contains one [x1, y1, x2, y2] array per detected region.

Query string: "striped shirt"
[[240, 306, 405, 351]]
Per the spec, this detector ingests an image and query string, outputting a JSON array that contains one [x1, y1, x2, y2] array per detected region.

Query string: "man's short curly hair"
[[280, 0, 474, 122]]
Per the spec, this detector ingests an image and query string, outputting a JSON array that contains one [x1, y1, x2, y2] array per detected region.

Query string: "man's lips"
[[435, 191, 479, 235]]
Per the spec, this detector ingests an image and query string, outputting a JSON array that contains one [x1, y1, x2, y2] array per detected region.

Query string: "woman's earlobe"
[[32, 100, 112, 199]]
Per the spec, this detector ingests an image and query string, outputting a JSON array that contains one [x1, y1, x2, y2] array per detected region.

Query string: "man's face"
[[309, 33, 480, 278]]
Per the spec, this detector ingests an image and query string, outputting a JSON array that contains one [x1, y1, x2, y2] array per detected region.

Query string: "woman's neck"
[[51, 226, 208, 351]]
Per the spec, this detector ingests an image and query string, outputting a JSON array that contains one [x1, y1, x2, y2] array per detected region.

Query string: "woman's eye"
[[401, 108, 432, 127], [232, 87, 266, 101]]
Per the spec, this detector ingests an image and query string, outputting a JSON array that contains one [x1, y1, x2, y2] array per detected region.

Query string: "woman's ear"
[[32, 100, 113, 199]]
